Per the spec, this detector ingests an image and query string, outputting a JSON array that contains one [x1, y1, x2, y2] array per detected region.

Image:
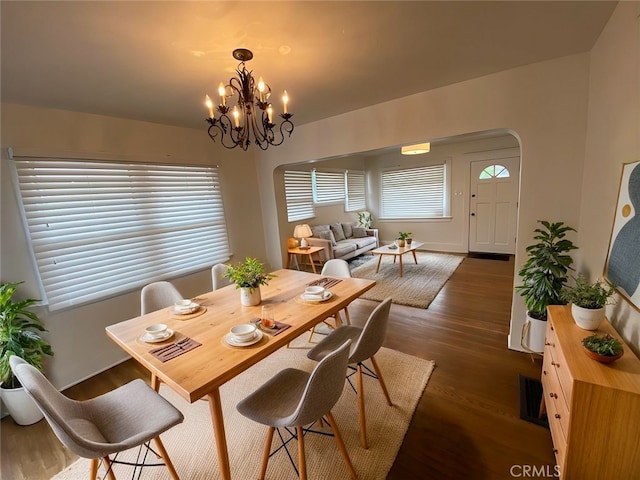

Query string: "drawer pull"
[[549, 393, 558, 399], [553, 448, 558, 455], [543, 370, 548, 375], [551, 361, 560, 367], [545, 341, 555, 347], [555, 413, 561, 419]]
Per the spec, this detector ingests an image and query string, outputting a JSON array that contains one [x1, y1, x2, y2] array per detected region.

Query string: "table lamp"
[[294, 224, 313, 249]]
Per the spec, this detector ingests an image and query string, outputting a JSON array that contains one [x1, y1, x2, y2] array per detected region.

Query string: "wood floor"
[[1, 256, 555, 480]]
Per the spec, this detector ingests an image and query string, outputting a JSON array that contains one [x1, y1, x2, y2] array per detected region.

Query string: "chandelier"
[[204, 48, 294, 151]]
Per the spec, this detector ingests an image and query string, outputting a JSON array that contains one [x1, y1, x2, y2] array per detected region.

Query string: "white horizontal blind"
[[312, 170, 345, 204], [284, 170, 314, 221], [381, 164, 445, 218], [11, 157, 230, 310], [345, 170, 366, 211]]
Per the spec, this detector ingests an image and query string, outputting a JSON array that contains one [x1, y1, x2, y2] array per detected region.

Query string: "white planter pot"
[[240, 287, 261, 306], [522, 312, 547, 354], [0, 385, 44, 426], [571, 304, 605, 330]]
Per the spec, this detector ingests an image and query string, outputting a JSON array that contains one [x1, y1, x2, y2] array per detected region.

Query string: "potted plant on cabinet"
[[561, 274, 616, 330], [0, 282, 54, 425], [515, 221, 577, 352], [581, 333, 623, 363], [397, 232, 411, 247], [224, 257, 275, 306]]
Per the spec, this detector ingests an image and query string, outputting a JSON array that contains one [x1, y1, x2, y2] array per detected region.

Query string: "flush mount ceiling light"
[[204, 48, 294, 151], [401, 142, 431, 155]]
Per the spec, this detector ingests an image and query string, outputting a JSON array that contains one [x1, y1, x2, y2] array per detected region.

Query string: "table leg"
[[399, 255, 404, 277], [207, 389, 232, 480], [308, 253, 318, 274], [412, 250, 418, 264], [286, 253, 292, 269], [375, 254, 383, 273]]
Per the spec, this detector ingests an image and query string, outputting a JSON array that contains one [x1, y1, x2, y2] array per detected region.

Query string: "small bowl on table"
[[230, 323, 258, 342]]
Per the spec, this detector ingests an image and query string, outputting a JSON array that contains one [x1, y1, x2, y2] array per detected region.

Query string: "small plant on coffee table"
[[397, 232, 411, 247]]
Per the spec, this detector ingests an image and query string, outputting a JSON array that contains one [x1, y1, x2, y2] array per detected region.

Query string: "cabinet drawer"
[[546, 400, 567, 472], [541, 359, 570, 439], [545, 322, 574, 402]]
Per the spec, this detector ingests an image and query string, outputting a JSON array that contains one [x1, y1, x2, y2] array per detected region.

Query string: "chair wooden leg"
[[370, 355, 392, 406], [260, 427, 275, 480], [89, 459, 99, 480], [344, 307, 351, 325], [308, 326, 316, 343], [102, 456, 117, 480], [356, 364, 368, 449], [153, 436, 180, 480], [326, 411, 358, 480], [297, 426, 307, 480]]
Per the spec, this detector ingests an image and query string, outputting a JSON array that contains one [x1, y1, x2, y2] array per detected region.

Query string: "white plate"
[[224, 330, 264, 347], [301, 290, 333, 303], [172, 302, 200, 315], [140, 328, 175, 343]]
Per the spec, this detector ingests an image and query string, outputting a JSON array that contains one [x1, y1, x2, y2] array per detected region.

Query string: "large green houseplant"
[[0, 282, 53, 425]]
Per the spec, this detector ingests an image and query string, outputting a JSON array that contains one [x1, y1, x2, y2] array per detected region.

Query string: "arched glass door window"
[[479, 164, 510, 179]]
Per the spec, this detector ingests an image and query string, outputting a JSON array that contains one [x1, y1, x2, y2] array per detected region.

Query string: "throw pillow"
[[341, 222, 355, 238], [317, 229, 337, 246], [353, 226, 368, 238], [330, 223, 346, 242]]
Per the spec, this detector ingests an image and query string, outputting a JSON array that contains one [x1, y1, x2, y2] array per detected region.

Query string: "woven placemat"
[[170, 305, 207, 320], [250, 318, 291, 336]]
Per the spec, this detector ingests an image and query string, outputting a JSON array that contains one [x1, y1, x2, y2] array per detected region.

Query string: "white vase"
[[571, 304, 605, 330], [523, 312, 547, 353], [240, 287, 261, 306], [0, 385, 44, 426]]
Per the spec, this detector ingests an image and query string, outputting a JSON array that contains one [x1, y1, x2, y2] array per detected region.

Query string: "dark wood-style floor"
[[1, 256, 555, 479]]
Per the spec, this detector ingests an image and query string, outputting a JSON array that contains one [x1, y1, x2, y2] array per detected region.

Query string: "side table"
[[286, 246, 324, 274]]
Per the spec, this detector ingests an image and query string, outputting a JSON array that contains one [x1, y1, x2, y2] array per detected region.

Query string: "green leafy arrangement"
[[561, 274, 617, 309], [515, 221, 577, 320], [397, 232, 412, 240], [224, 257, 275, 293], [0, 282, 54, 389], [357, 211, 372, 229], [582, 333, 623, 357]]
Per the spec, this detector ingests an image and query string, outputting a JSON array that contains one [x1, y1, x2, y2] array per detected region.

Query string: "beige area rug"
[[52, 333, 435, 480], [351, 251, 465, 308]]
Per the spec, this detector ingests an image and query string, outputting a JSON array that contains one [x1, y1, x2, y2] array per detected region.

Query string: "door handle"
[[471, 213, 475, 216]]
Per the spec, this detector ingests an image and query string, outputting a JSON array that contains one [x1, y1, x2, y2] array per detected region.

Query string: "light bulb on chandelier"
[[204, 48, 294, 151]]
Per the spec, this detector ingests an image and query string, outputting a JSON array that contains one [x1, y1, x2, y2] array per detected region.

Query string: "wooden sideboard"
[[542, 305, 640, 479]]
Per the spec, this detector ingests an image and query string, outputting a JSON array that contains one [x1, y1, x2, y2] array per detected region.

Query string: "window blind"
[[381, 164, 445, 218], [284, 170, 314, 222], [312, 170, 345, 204], [345, 170, 366, 211], [10, 157, 230, 310]]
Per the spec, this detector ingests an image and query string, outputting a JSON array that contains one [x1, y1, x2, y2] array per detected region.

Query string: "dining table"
[[105, 268, 375, 480]]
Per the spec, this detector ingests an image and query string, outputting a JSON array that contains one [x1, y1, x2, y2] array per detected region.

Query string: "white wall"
[[0, 104, 266, 388], [257, 53, 591, 352], [577, 2, 640, 353]]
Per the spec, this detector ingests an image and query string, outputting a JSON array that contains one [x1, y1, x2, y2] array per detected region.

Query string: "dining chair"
[[10, 356, 184, 480], [237, 340, 357, 480], [141, 281, 183, 315], [211, 263, 232, 290], [307, 297, 393, 449]]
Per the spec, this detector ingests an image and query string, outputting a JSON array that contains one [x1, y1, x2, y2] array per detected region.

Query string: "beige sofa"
[[307, 222, 379, 262]]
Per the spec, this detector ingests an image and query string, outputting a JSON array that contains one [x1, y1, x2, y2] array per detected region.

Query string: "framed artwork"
[[605, 160, 640, 310]]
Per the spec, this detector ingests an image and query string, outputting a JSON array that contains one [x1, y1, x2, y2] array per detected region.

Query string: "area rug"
[[350, 251, 465, 308], [52, 333, 435, 480]]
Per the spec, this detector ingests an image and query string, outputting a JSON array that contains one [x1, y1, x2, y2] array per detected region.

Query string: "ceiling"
[[1, 1, 616, 130]]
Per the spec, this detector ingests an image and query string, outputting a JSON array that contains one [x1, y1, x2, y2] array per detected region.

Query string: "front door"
[[469, 157, 519, 254]]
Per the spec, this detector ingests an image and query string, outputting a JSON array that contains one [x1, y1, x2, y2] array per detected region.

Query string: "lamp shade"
[[294, 224, 312, 238]]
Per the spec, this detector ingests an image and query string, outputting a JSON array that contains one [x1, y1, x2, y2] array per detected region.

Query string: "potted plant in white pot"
[[397, 232, 411, 247], [224, 257, 275, 306], [561, 274, 616, 330], [515, 221, 577, 353], [0, 282, 53, 425]]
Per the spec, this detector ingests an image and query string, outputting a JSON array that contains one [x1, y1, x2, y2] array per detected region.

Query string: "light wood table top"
[[105, 269, 375, 480]]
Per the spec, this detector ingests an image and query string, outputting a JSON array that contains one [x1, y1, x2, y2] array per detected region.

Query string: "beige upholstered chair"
[[237, 340, 357, 480], [211, 263, 232, 290], [307, 297, 393, 449], [10, 356, 183, 480], [140, 281, 183, 315]]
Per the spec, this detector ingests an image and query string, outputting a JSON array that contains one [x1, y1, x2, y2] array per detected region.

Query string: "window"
[[10, 154, 230, 311], [284, 170, 314, 222], [345, 170, 366, 211], [479, 164, 510, 179], [312, 170, 345, 204], [381, 164, 446, 218]]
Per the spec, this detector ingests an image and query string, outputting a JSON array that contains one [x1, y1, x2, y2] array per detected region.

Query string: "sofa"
[[307, 222, 379, 262]]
